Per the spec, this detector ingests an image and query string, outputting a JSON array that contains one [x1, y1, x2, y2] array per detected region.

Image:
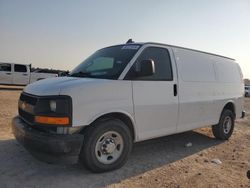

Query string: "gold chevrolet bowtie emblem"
[[21, 102, 26, 110]]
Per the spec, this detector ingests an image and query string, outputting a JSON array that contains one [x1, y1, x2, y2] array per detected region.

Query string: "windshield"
[[69, 44, 141, 79]]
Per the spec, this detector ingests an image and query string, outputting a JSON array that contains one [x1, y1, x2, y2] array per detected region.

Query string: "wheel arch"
[[222, 101, 236, 118], [81, 111, 137, 141]]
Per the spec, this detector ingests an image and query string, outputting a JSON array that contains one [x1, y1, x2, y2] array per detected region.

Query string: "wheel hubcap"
[[102, 138, 116, 154], [95, 131, 124, 164], [223, 116, 232, 134]]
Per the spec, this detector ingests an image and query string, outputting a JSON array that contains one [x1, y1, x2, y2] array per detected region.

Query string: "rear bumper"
[[12, 116, 84, 164]]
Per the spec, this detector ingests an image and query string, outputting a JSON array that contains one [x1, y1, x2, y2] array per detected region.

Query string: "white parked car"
[[12, 42, 245, 172], [245, 86, 250, 97], [0, 63, 57, 85]]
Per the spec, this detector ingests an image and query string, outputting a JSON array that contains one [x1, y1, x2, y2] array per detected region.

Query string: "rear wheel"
[[212, 109, 235, 140], [80, 118, 132, 172]]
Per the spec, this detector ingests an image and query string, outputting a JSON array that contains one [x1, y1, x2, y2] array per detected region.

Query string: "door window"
[[125, 47, 173, 81], [0, 63, 11, 72], [14, 64, 27, 72]]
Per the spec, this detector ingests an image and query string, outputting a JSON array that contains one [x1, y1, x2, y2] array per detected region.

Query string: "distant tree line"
[[245, 79, 250, 86], [31, 67, 69, 76]]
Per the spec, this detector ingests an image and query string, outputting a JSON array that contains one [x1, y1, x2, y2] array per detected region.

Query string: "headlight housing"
[[33, 96, 72, 126]]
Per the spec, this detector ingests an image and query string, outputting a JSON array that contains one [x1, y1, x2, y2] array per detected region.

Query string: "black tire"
[[79, 118, 133, 173], [212, 109, 235, 140]]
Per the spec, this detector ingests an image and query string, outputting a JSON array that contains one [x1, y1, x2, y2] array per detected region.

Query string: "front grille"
[[20, 92, 38, 105], [18, 92, 58, 134], [19, 108, 34, 124], [18, 92, 38, 124]]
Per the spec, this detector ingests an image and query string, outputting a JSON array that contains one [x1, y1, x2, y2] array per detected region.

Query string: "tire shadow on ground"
[[0, 130, 223, 188]]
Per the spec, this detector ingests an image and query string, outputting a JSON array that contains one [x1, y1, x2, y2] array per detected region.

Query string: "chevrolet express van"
[[12, 42, 245, 172]]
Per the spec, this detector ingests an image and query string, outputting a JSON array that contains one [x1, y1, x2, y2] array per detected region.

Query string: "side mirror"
[[135, 59, 155, 77]]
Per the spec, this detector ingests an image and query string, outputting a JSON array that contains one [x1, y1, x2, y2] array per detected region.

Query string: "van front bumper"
[[12, 116, 84, 164]]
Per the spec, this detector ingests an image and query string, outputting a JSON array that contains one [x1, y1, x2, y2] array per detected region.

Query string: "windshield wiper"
[[69, 71, 92, 78]]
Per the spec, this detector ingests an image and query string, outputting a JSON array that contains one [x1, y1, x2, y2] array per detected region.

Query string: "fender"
[[86, 109, 138, 141]]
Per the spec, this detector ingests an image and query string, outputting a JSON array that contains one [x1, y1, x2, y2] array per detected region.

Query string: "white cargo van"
[[12, 42, 245, 172], [0, 63, 57, 85]]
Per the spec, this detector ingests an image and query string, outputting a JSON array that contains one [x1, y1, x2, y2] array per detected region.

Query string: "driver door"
[[125, 46, 179, 141]]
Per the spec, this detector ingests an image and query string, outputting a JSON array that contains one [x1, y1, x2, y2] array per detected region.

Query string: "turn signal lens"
[[35, 116, 69, 125]]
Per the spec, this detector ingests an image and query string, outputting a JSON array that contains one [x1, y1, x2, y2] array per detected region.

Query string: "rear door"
[[13, 64, 29, 85], [125, 46, 178, 141], [0, 63, 12, 84]]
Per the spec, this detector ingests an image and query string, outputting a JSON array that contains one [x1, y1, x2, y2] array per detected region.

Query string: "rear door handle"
[[23, 73, 28, 76], [5, 72, 11, 75], [173, 84, 177, 96]]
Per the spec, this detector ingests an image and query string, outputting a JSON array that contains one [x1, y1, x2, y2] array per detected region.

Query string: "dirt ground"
[[0, 86, 249, 188]]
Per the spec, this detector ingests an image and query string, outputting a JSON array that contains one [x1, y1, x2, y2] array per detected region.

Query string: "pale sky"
[[0, 0, 250, 78]]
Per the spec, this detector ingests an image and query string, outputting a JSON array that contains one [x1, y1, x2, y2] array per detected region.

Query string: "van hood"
[[24, 77, 107, 96]]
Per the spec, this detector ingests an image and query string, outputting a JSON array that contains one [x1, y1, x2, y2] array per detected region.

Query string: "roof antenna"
[[126, 39, 134, 44]]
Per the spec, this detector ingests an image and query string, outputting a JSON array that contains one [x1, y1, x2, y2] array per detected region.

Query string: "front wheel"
[[212, 109, 235, 140], [79, 119, 133, 173]]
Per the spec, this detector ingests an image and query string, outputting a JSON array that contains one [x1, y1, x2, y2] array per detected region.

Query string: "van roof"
[[121, 42, 235, 61]]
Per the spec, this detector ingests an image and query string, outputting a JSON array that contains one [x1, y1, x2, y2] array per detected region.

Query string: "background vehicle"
[[12, 42, 245, 172], [0, 63, 57, 85], [245, 86, 250, 97]]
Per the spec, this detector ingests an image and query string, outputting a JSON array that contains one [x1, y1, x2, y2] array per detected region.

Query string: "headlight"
[[49, 100, 57, 112]]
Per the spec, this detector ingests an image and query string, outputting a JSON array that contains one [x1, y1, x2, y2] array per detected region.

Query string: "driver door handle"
[[173, 84, 177, 96]]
